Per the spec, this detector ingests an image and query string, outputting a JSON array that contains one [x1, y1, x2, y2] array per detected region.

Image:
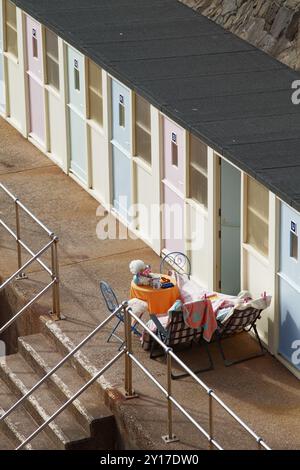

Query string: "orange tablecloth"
[[130, 278, 180, 315]]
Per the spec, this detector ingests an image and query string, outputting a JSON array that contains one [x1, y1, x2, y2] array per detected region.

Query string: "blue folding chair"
[[99, 281, 141, 349]]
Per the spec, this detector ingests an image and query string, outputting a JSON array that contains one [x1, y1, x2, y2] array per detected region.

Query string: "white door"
[[162, 117, 185, 254], [26, 17, 45, 145], [67, 46, 87, 184], [0, 2, 5, 113], [111, 79, 131, 220]]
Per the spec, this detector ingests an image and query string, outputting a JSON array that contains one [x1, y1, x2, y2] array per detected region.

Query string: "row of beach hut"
[[0, 0, 299, 377]]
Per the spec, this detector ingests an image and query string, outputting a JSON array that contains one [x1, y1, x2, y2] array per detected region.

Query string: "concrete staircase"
[[0, 325, 117, 450]]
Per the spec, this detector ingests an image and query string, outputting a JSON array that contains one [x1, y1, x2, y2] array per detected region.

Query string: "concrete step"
[[0, 377, 56, 449], [40, 317, 109, 390], [0, 353, 92, 449], [18, 333, 116, 447], [0, 428, 15, 450]]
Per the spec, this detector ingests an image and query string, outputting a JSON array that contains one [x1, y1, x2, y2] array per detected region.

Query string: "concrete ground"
[[0, 117, 300, 450]]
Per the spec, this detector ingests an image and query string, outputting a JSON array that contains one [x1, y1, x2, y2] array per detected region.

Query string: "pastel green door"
[[111, 79, 131, 221], [67, 46, 87, 184]]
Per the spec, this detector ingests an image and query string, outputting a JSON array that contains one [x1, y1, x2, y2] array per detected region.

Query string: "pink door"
[[26, 16, 45, 145], [162, 117, 185, 253]]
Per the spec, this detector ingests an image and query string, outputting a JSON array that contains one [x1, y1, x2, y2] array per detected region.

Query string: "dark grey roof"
[[12, 0, 300, 212]]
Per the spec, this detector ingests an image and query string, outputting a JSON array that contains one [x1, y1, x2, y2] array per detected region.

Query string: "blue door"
[[220, 159, 241, 295], [111, 79, 131, 221], [279, 203, 300, 371], [0, 3, 5, 113], [67, 46, 87, 184]]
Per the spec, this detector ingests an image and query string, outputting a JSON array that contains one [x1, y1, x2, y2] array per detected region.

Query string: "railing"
[[0, 302, 271, 450], [123, 304, 270, 451], [0, 183, 61, 330]]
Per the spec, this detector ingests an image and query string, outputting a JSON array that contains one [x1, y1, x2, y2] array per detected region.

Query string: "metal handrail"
[[0, 309, 119, 423], [0, 183, 61, 319], [0, 183, 53, 236], [5, 302, 271, 450], [0, 280, 56, 336], [16, 349, 125, 450], [0, 217, 53, 275], [125, 305, 271, 450], [0, 239, 55, 292]]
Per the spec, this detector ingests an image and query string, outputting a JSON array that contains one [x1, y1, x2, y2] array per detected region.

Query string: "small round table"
[[130, 276, 180, 315]]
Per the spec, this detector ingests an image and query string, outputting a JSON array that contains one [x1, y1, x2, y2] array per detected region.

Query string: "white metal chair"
[[160, 252, 191, 279]]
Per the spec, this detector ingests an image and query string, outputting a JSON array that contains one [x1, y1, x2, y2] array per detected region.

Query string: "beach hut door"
[[26, 17, 45, 145], [278, 203, 300, 370], [67, 48, 87, 184], [219, 159, 241, 295], [0, 3, 5, 113], [111, 79, 131, 221], [162, 117, 185, 254]]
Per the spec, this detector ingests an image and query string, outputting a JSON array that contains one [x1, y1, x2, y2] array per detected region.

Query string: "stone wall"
[[179, 0, 300, 70]]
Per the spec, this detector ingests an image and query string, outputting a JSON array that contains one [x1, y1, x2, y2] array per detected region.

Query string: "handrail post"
[[257, 438, 263, 450], [208, 389, 214, 450], [50, 236, 62, 320], [123, 303, 137, 399], [162, 350, 178, 444], [15, 200, 27, 280]]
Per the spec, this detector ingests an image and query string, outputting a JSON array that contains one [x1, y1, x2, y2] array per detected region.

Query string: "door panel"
[[69, 109, 87, 183], [162, 117, 185, 253], [0, 3, 3, 53], [26, 16, 43, 80], [0, 2, 5, 112], [112, 146, 131, 220], [220, 159, 241, 295], [0, 54, 4, 113], [279, 203, 300, 286], [279, 203, 300, 369], [67, 46, 85, 114], [67, 46, 87, 183], [111, 79, 131, 152], [28, 77, 45, 144], [163, 117, 184, 193], [26, 16, 45, 144], [163, 184, 185, 253], [279, 278, 300, 370], [111, 78, 131, 220]]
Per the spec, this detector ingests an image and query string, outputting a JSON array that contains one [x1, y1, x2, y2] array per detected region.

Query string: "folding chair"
[[149, 309, 213, 379], [215, 306, 265, 366], [160, 252, 191, 279], [99, 281, 141, 349]]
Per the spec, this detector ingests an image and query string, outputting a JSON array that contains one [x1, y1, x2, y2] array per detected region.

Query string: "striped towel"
[[182, 299, 217, 342]]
